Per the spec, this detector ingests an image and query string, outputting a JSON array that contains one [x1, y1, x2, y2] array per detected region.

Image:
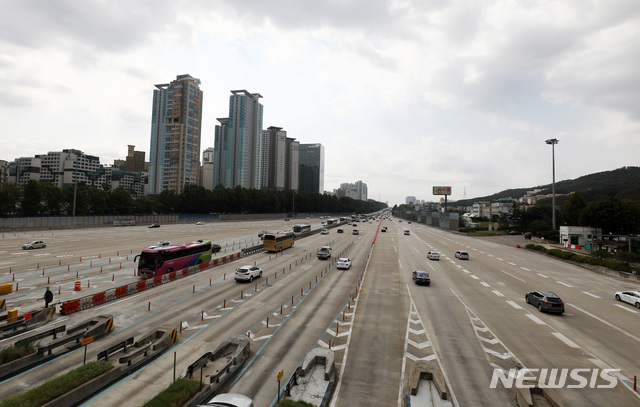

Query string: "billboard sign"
[[433, 186, 452, 195]]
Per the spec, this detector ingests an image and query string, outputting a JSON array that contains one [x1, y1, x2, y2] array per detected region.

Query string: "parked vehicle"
[[525, 291, 565, 313], [336, 258, 352, 270], [235, 265, 263, 282], [149, 241, 172, 248], [455, 250, 469, 260], [427, 251, 440, 260], [22, 240, 46, 250], [196, 221, 205, 225], [412, 270, 430, 286], [149, 223, 160, 228], [615, 291, 640, 308]]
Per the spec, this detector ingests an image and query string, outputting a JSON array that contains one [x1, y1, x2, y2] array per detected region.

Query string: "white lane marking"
[[551, 332, 581, 349], [480, 282, 491, 288], [496, 258, 503, 261], [525, 313, 547, 325], [537, 273, 549, 278], [508, 262, 516, 266], [613, 304, 639, 314], [414, 247, 419, 253], [398, 260, 402, 269], [521, 267, 531, 271], [557, 281, 573, 288], [500, 269, 525, 282], [570, 303, 640, 344], [582, 291, 601, 299], [589, 358, 640, 400], [470, 275, 479, 280], [462, 269, 470, 274], [492, 290, 504, 297], [506, 300, 523, 309]]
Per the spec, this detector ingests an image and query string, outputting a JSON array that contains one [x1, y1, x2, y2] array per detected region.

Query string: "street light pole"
[[545, 138, 559, 230]]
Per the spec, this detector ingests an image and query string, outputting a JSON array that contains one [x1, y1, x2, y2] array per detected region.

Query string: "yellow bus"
[[263, 231, 295, 252]]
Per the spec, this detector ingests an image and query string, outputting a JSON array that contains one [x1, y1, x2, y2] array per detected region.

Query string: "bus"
[[262, 231, 295, 252], [327, 218, 338, 225], [292, 223, 311, 237], [135, 240, 213, 278]]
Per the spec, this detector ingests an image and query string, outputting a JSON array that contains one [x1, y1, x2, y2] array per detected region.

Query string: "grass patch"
[[278, 400, 315, 407], [0, 360, 113, 407], [142, 378, 201, 407], [0, 340, 37, 365]]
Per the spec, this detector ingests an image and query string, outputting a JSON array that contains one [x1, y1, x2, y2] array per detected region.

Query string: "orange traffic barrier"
[[74, 281, 81, 291]]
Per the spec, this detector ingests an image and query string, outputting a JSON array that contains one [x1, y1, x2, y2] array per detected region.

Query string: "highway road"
[[0, 217, 639, 406]]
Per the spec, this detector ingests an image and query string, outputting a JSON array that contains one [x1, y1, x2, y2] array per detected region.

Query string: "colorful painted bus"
[[292, 223, 311, 237], [262, 231, 295, 252], [135, 240, 213, 278]]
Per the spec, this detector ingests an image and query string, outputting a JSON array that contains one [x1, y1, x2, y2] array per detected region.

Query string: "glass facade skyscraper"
[[298, 143, 324, 194]]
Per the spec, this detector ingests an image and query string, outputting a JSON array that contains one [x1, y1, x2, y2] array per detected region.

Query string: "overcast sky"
[[2, 1, 639, 206]]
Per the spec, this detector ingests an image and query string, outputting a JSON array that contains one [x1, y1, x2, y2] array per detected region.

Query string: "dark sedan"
[[525, 291, 564, 314], [412, 270, 431, 286]]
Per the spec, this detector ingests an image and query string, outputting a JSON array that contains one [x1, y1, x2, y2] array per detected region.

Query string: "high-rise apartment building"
[[298, 144, 325, 194], [261, 126, 299, 191], [340, 180, 368, 201], [212, 90, 263, 189], [149, 74, 203, 194]]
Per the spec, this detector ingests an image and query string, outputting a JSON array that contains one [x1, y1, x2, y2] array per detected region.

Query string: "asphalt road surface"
[[1, 218, 639, 406]]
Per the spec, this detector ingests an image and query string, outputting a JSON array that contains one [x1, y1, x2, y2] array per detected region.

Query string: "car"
[[352, 223, 357, 226], [22, 240, 46, 250], [509, 230, 520, 235], [427, 251, 440, 260], [337, 228, 344, 233], [525, 291, 565, 313], [412, 270, 431, 286], [284, 218, 290, 221], [196, 221, 205, 225], [198, 393, 254, 407], [149, 223, 160, 228], [615, 291, 640, 308], [258, 230, 269, 239], [352, 229, 359, 235], [404, 230, 410, 235], [321, 228, 329, 235], [321, 221, 328, 226], [408, 221, 412, 224], [381, 227, 387, 233], [150, 241, 172, 248], [235, 265, 263, 282], [455, 250, 469, 260], [336, 258, 352, 270], [212, 243, 222, 253], [524, 232, 532, 239]]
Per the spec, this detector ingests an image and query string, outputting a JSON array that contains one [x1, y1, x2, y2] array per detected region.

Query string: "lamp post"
[[545, 138, 559, 230]]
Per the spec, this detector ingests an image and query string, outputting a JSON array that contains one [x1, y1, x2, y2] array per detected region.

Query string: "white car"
[[427, 251, 440, 260], [196, 221, 205, 225], [22, 240, 46, 250], [321, 228, 329, 235], [198, 393, 253, 407], [615, 291, 640, 308], [150, 241, 171, 248], [455, 250, 469, 260], [336, 258, 352, 270], [235, 265, 263, 282]]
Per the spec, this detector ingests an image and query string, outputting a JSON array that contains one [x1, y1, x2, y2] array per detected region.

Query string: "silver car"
[[22, 240, 46, 250], [198, 393, 253, 407], [455, 250, 469, 260], [235, 265, 263, 282]]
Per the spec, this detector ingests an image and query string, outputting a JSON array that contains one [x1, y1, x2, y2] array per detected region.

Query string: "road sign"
[[81, 336, 94, 346], [277, 369, 284, 382]]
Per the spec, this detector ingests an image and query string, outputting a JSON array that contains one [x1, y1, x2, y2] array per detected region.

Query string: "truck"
[[317, 245, 332, 260]]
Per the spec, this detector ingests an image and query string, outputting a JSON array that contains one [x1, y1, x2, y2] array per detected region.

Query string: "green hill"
[[455, 166, 640, 207]]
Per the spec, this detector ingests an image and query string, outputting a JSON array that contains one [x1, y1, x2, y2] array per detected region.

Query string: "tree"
[[89, 188, 109, 215], [0, 182, 21, 216], [20, 180, 43, 215], [40, 182, 64, 215], [562, 192, 587, 226], [108, 187, 134, 214]]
